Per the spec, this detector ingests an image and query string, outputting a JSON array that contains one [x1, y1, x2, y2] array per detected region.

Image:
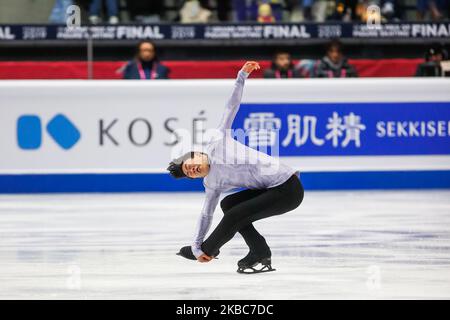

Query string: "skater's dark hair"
[[167, 152, 195, 179]]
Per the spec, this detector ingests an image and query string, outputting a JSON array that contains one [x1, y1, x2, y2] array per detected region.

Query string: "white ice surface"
[[0, 191, 449, 299]]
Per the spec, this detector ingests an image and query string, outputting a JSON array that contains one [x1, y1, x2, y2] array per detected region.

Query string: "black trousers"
[[201, 174, 304, 257]]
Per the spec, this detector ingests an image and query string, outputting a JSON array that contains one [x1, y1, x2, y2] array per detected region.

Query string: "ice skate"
[[176, 245, 197, 260], [177, 246, 219, 260], [237, 254, 276, 274]]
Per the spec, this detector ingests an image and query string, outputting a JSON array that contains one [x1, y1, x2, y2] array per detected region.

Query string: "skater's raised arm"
[[192, 188, 221, 259], [217, 61, 260, 133]]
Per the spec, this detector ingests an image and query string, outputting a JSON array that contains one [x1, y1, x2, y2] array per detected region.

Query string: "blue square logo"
[[17, 115, 42, 150], [46, 114, 81, 150]]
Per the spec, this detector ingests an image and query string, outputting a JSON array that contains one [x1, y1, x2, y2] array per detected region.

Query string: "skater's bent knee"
[[222, 211, 241, 224], [220, 196, 234, 213]]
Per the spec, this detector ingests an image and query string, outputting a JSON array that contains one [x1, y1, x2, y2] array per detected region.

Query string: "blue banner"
[[1, 22, 450, 41], [232, 102, 450, 156]]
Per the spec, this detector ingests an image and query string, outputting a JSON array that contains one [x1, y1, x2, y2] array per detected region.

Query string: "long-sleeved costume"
[[191, 70, 297, 257]]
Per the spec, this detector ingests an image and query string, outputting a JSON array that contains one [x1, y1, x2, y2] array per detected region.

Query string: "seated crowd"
[[122, 39, 447, 80], [49, 0, 450, 24]]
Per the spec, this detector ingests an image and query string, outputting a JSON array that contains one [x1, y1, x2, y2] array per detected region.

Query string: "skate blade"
[[237, 264, 276, 274]]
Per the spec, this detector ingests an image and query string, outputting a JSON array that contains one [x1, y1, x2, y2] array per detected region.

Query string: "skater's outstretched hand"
[[241, 61, 260, 74], [197, 254, 214, 263]]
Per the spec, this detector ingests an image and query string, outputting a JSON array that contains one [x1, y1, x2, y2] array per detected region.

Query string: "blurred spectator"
[[380, 0, 399, 21], [123, 41, 169, 80], [264, 51, 303, 78], [315, 39, 358, 77], [267, 0, 284, 21], [217, 0, 232, 21], [417, 0, 449, 20], [49, 0, 74, 24], [327, 0, 357, 21], [258, 3, 276, 22], [295, 59, 319, 77], [232, 0, 282, 22], [233, 0, 259, 21], [286, 0, 322, 22], [89, 0, 119, 24], [300, 0, 314, 21], [180, 0, 212, 23], [415, 43, 448, 77], [355, 0, 399, 22], [127, 0, 164, 23]]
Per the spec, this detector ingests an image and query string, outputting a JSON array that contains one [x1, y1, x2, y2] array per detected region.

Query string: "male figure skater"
[[168, 61, 304, 273]]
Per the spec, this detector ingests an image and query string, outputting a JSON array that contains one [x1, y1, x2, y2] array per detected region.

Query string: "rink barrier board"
[[1, 80, 450, 174], [0, 170, 449, 193], [1, 79, 449, 193]]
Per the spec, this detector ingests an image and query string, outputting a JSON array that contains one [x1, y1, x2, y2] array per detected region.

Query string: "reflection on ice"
[[0, 191, 449, 299]]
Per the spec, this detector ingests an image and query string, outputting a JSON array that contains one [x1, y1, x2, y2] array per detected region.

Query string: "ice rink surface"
[[0, 190, 449, 299]]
